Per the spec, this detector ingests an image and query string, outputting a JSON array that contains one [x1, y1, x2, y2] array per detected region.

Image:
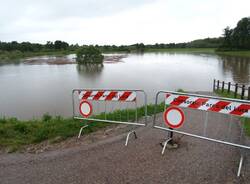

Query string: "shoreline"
[[1, 48, 250, 64]]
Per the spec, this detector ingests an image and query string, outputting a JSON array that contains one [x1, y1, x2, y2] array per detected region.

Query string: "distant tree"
[[135, 43, 145, 52], [54, 40, 69, 50], [76, 46, 104, 64], [221, 27, 233, 49], [45, 41, 54, 50]]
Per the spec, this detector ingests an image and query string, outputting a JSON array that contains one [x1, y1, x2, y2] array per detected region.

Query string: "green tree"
[[76, 46, 104, 64], [54, 40, 69, 50], [220, 17, 250, 50], [232, 17, 250, 49], [135, 43, 145, 52]]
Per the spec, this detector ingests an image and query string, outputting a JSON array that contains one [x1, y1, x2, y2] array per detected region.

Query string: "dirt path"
[[0, 107, 249, 184]]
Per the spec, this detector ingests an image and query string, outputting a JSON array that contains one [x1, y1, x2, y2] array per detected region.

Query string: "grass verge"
[[0, 103, 164, 152], [214, 89, 250, 136]]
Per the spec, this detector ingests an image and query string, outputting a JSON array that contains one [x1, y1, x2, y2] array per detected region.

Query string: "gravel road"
[[1, 95, 250, 184]]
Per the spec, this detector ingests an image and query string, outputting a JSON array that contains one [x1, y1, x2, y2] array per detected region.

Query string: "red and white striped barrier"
[[79, 90, 136, 102], [165, 94, 250, 117]]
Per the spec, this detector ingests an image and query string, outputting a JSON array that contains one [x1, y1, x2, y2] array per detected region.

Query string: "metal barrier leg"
[[237, 155, 244, 177], [125, 130, 137, 146], [162, 138, 172, 155], [78, 125, 89, 139]]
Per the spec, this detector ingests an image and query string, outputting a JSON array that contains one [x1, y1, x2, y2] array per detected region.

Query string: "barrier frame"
[[72, 88, 147, 146], [153, 90, 250, 177]]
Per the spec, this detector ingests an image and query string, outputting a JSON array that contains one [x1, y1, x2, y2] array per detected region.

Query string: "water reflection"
[[219, 56, 250, 84], [76, 63, 104, 79]]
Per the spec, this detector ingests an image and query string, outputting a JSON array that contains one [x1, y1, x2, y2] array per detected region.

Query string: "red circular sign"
[[79, 100, 92, 118], [163, 107, 185, 129]]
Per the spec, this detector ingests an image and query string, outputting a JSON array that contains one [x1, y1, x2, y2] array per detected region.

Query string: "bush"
[[76, 46, 104, 64], [42, 113, 52, 122]]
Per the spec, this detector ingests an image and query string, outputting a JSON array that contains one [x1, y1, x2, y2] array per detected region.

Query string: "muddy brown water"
[[0, 53, 250, 119]]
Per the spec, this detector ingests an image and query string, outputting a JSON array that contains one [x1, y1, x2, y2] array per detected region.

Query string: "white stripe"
[[87, 91, 99, 100], [98, 91, 111, 101], [198, 99, 219, 111], [126, 92, 136, 101], [243, 109, 250, 118]]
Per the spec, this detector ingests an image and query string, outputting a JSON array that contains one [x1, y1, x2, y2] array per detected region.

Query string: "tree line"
[[0, 40, 77, 52], [0, 38, 223, 54]]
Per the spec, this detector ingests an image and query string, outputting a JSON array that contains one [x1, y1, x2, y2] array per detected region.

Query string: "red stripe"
[[105, 91, 117, 101], [119, 91, 132, 101], [188, 98, 209, 109], [93, 91, 105, 100], [207, 101, 231, 112], [82, 91, 92, 100], [170, 96, 189, 106], [230, 104, 250, 116]]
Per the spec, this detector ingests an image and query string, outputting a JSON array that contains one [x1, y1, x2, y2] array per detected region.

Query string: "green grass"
[[216, 50, 250, 58], [214, 89, 250, 136], [214, 89, 241, 99], [242, 118, 250, 136], [0, 103, 164, 152]]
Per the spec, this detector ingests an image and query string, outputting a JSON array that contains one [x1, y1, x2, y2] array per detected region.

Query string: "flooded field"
[[0, 53, 249, 119]]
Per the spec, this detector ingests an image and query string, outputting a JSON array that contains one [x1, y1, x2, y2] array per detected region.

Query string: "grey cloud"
[[0, 0, 154, 23], [0, 0, 154, 41]]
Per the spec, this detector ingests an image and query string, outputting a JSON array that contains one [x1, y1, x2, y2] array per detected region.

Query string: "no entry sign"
[[79, 100, 92, 118], [163, 107, 185, 129]]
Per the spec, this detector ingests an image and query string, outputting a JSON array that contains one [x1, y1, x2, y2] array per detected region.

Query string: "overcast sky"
[[0, 0, 249, 45]]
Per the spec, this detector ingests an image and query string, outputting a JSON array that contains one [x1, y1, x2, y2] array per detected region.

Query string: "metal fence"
[[72, 88, 147, 146], [153, 90, 250, 176], [213, 79, 250, 100]]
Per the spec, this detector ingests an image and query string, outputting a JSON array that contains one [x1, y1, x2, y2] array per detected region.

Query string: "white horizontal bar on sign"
[[165, 93, 250, 118], [78, 90, 136, 102]]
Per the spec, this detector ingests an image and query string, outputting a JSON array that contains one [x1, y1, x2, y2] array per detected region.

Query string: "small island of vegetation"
[[76, 46, 104, 64]]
